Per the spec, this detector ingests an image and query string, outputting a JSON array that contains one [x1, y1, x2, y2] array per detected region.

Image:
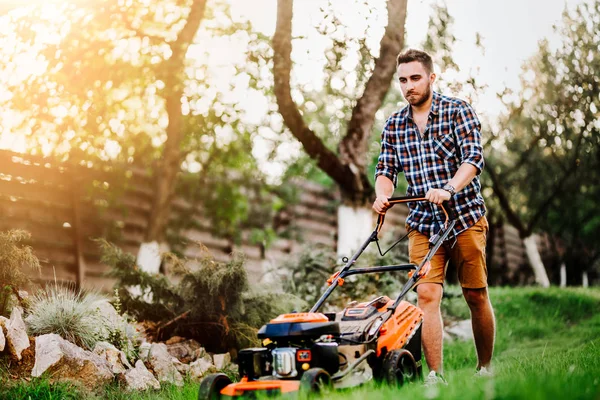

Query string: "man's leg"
[[463, 287, 495, 369], [417, 283, 444, 374]]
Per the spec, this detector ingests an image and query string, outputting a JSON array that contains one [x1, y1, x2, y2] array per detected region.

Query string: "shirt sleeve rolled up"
[[374, 116, 400, 186], [455, 103, 484, 174]]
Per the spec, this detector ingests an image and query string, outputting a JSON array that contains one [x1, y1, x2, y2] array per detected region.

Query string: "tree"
[[486, 1, 600, 286], [0, 0, 279, 252], [272, 0, 408, 205]]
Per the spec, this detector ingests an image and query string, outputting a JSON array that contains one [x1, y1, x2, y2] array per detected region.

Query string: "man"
[[372, 49, 495, 384]]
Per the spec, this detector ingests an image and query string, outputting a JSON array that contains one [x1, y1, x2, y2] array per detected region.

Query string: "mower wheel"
[[198, 373, 232, 400], [381, 349, 418, 386], [300, 368, 332, 394]]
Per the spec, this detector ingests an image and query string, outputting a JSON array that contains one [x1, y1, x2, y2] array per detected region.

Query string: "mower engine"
[[240, 313, 340, 380]]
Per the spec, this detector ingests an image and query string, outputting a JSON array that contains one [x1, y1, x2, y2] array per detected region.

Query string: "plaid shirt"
[[375, 91, 486, 237]]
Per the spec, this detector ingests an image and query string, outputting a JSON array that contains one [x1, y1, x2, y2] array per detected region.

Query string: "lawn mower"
[[198, 196, 457, 399]]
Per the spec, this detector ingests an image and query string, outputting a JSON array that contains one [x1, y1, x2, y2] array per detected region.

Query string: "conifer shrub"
[[0, 230, 41, 317], [99, 240, 305, 353]]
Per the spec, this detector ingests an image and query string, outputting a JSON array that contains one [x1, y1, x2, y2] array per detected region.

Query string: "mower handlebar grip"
[[376, 196, 456, 232]]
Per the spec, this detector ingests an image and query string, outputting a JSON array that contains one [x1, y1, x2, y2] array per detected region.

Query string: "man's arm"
[[425, 163, 478, 205], [426, 103, 482, 205], [373, 175, 395, 214]]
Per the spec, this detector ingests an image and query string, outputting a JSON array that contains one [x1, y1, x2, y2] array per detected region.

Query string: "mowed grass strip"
[[1, 287, 598, 399]]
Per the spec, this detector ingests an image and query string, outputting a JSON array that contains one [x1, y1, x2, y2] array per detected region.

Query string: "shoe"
[[424, 370, 448, 386], [474, 366, 494, 378]]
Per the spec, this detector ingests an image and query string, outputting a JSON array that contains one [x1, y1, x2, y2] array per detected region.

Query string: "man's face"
[[397, 61, 435, 107]]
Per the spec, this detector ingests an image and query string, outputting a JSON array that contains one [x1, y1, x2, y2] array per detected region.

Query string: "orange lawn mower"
[[198, 196, 457, 399]]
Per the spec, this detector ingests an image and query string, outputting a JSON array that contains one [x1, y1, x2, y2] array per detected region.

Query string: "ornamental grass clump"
[[26, 285, 108, 350]]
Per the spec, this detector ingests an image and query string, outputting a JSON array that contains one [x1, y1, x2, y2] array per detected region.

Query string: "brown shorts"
[[408, 216, 489, 289]]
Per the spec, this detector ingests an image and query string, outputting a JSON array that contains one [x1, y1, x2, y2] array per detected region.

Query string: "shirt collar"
[[403, 91, 441, 120]]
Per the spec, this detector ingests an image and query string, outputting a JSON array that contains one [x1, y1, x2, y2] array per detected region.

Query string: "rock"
[[147, 343, 183, 386], [31, 334, 113, 389], [444, 319, 474, 342], [189, 357, 216, 381], [167, 339, 203, 363], [93, 341, 132, 374], [213, 353, 231, 370], [4, 307, 30, 360], [165, 336, 186, 345], [121, 360, 161, 391], [0, 317, 6, 352], [172, 357, 190, 375], [138, 342, 152, 362]]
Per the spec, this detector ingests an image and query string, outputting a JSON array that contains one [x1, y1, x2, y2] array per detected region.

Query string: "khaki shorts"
[[408, 216, 489, 289]]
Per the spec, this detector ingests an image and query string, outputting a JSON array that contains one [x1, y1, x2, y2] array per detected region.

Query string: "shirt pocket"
[[433, 133, 457, 160]]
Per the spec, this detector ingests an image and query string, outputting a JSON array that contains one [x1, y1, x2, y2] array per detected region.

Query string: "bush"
[[100, 240, 305, 353], [0, 230, 41, 316], [276, 230, 411, 311], [25, 284, 110, 350]]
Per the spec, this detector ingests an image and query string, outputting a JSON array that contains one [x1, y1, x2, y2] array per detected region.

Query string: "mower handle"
[[376, 195, 457, 233]]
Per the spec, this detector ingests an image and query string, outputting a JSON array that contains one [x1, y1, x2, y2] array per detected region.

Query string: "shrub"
[[0, 230, 41, 316], [25, 285, 109, 350], [99, 240, 305, 353], [275, 232, 411, 311]]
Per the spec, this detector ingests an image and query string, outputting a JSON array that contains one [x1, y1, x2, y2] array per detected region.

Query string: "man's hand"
[[372, 195, 391, 214], [425, 188, 451, 205]]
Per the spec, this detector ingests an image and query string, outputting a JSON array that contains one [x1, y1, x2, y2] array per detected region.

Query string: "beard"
[[406, 85, 432, 107]]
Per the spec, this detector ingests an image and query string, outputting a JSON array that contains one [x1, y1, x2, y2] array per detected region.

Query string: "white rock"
[[138, 342, 152, 361], [93, 341, 131, 374], [172, 357, 190, 375], [31, 334, 113, 389], [148, 343, 183, 386], [213, 353, 231, 370], [0, 317, 6, 352], [189, 357, 216, 381], [5, 307, 30, 360], [122, 360, 160, 391], [444, 319, 474, 342]]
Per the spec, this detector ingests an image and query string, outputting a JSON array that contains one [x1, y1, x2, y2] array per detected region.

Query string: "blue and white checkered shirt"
[[375, 91, 486, 237]]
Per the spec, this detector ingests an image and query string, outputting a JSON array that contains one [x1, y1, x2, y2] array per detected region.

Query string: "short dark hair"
[[396, 49, 434, 74]]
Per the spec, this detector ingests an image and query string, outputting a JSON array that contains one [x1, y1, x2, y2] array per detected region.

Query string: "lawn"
[[2, 286, 599, 399]]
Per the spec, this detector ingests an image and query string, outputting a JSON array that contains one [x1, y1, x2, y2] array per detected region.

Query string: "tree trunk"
[[559, 262, 566, 287], [273, 0, 408, 206], [523, 235, 550, 288], [144, 0, 207, 243]]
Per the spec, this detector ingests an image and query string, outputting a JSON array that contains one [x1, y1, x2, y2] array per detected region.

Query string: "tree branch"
[[340, 0, 408, 178], [273, 0, 353, 192], [484, 160, 527, 235], [146, 0, 208, 241]]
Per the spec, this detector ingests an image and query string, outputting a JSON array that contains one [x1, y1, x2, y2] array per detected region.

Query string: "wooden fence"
[[0, 149, 535, 292]]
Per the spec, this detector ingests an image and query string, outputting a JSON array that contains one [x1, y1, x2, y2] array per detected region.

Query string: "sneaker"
[[424, 370, 448, 386], [474, 366, 494, 378]]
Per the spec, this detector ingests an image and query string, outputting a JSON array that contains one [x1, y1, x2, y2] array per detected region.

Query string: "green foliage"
[[106, 288, 141, 363], [276, 232, 410, 311], [25, 285, 109, 350], [0, 230, 41, 317], [489, 2, 600, 282], [100, 240, 305, 352]]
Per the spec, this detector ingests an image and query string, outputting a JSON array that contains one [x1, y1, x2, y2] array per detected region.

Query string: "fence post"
[[71, 177, 86, 290]]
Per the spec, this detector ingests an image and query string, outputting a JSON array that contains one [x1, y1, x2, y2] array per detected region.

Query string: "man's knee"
[[417, 283, 443, 308], [462, 287, 489, 309]]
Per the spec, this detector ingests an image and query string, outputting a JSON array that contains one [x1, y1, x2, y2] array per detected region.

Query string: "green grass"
[[1, 287, 599, 399]]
